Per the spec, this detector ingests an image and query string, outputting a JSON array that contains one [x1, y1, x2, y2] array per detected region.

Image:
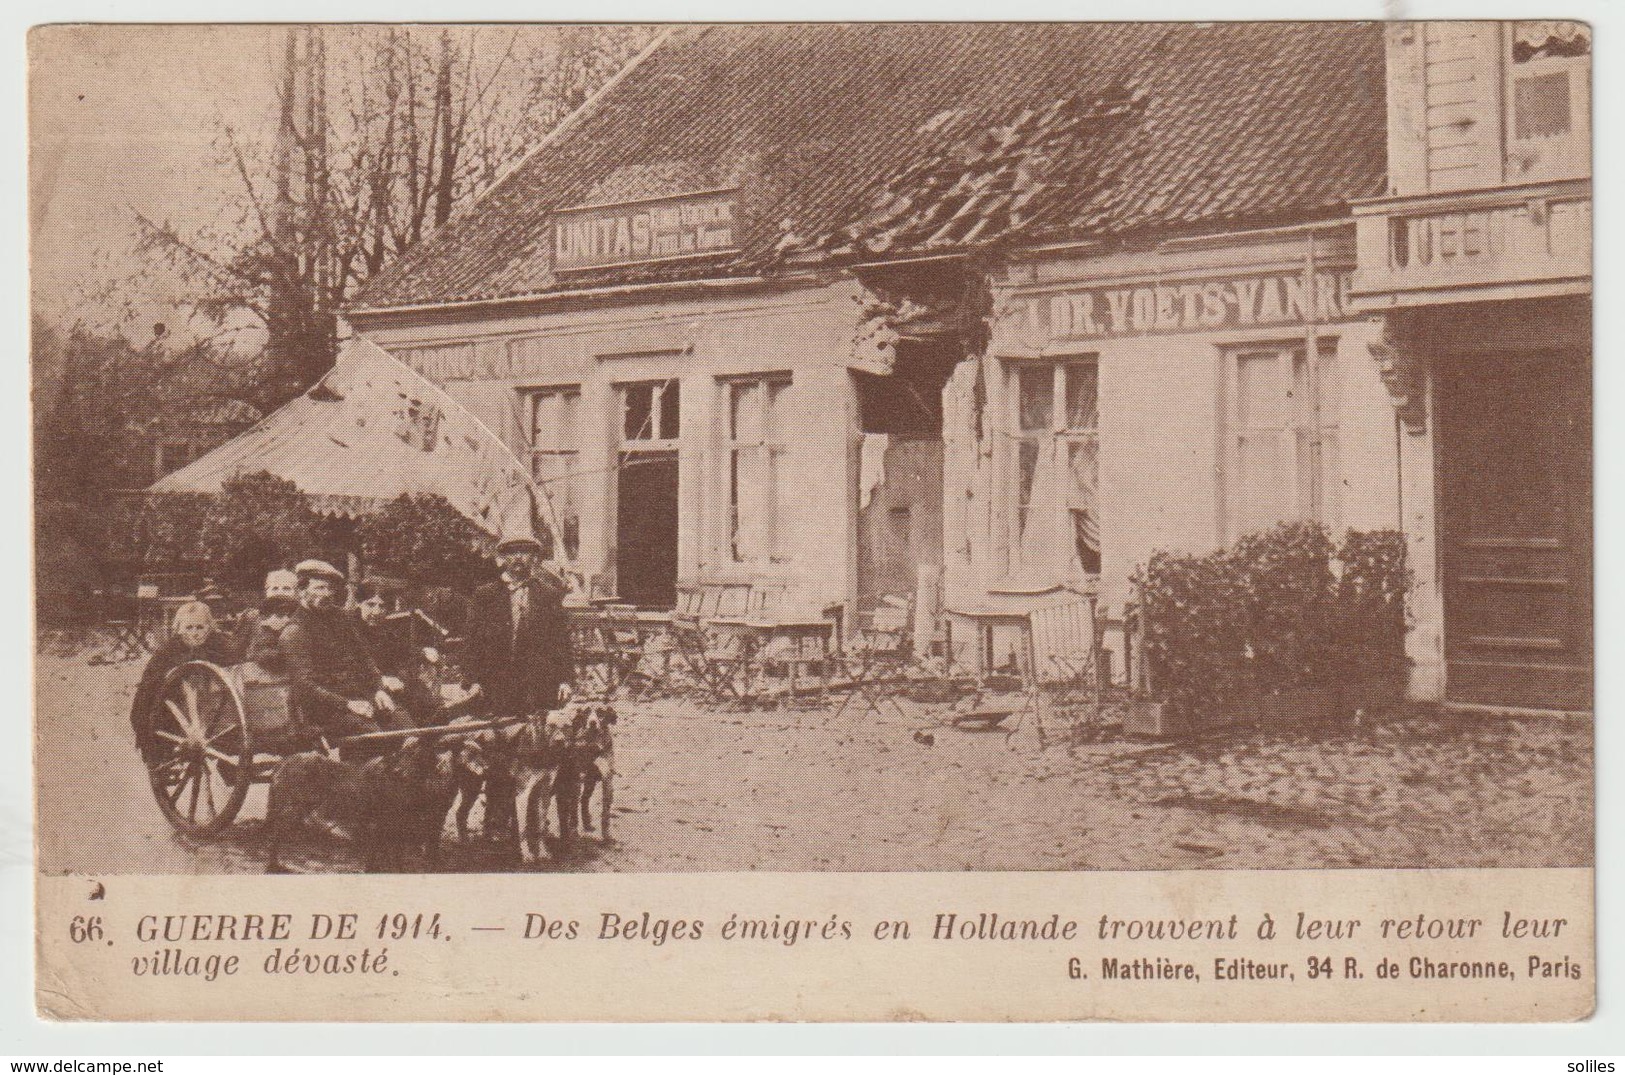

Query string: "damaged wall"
[[943, 230, 1405, 675]]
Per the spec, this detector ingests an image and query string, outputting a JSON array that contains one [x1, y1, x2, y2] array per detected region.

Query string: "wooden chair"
[[95, 586, 151, 662], [667, 584, 737, 700], [1020, 595, 1107, 746]]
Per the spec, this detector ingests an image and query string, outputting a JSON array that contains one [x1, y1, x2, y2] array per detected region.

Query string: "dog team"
[[129, 528, 615, 872]]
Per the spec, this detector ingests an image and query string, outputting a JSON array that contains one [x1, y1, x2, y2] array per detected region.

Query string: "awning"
[[149, 338, 569, 563]]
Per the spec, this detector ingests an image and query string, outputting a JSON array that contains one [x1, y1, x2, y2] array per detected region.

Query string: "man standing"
[[280, 559, 412, 747], [465, 533, 573, 719]]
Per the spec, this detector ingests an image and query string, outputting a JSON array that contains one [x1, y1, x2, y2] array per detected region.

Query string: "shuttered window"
[[1226, 341, 1339, 539]]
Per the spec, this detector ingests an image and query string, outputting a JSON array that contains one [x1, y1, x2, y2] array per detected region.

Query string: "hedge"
[[1133, 523, 1410, 723]]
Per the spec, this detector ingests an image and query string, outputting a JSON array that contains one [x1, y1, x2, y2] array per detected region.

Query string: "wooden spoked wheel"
[[145, 661, 253, 835]]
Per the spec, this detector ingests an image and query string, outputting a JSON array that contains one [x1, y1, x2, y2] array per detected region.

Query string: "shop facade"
[[1350, 21, 1592, 711], [943, 227, 1404, 678], [347, 23, 1394, 670], [352, 267, 870, 620]]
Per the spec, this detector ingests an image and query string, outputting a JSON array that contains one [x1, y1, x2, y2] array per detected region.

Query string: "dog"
[[263, 736, 458, 873], [446, 712, 516, 842], [570, 703, 617, 842], [510, 708, 578, 866]]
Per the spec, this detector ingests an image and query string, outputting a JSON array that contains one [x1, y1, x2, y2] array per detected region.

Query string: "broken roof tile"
[[355, 22, 1385, 311]]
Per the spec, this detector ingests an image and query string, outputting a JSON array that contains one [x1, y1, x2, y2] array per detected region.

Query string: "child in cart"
[[129, 601, 239, 764]]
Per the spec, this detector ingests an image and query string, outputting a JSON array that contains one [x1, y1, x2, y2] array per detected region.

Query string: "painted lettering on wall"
[[553, 190, 737, 272], [1006, 271, 1353, 345]]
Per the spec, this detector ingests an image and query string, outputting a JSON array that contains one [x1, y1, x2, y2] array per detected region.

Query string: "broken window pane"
[[732, 446, 769, 562], [658, 381, 681, 439], [1064, 361, 1097, 431], [1229, 343, 1337, 536], [527, 386, 583, 561], [730, 381, 761, 442], [1016, 438, 1040, 533], [1017, 364, 1053, 432], [726, 376, 790, 563], [624, 382, 653, 440], [1008, 358, 1104, 579], [1237, 351, 1287, 429]]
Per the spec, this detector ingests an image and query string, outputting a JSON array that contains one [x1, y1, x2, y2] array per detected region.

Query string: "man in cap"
[[465, 533, 573, 721], [280, 559, 412, 750]]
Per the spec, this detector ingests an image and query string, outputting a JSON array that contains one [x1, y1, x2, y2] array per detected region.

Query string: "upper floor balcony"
[[1349, 21, 1591, 311]]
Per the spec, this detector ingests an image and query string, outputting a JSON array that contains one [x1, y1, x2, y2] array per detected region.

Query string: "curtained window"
[[1009, 358, 1100, 578], [526, 386, 581, 560]]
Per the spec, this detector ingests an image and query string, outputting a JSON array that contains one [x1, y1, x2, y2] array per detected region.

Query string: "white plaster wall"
[[1096, 334, 1224, 614], [1331, 318, 1404, 535], [1400, 383, 1443, 702], [356, 279, 865, 614]]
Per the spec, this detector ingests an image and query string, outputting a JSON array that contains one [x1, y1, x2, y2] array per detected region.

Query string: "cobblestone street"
[[36, 647, 1593, 875]]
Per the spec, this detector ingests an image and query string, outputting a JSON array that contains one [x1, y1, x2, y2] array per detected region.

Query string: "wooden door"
[[856, 437, 944, 612], [1436, 349, 1591, 709]]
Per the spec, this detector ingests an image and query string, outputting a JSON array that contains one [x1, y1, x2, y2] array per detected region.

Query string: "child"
[[129, 601, 238, 764]]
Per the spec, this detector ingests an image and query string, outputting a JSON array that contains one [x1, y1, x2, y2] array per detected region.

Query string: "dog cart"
[[139, 659, 510, 837]]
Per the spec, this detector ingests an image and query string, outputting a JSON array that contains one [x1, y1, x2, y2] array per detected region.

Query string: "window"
[[621, 379, 680, 444], [723, 375, 792, 563], [1505, 21, 1590, 183], [526, 386, 581, 560], [1007, 358, 1100, 578], [1226, 341, 1339, 539]]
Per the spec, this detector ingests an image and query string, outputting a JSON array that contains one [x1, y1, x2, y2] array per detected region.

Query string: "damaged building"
[[346, 22, 1590, 711]]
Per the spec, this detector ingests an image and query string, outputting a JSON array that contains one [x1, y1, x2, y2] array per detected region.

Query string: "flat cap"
[[293, 558, 346, 584], [496, 533, 544, 553]]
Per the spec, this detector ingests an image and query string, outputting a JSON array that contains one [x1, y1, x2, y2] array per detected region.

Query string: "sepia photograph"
[[29, 20, 1593, 886]]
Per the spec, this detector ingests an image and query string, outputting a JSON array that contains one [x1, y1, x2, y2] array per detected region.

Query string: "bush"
[[1333, 528, 1411, 679], [197, 472, 337, 592], [1231, 522, 1339, 690], [356, 493, 496, 593], [93, 492, 216, 575], [1133, 524, 1409, 723]]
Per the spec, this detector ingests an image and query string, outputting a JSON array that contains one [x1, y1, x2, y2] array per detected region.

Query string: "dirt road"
[[35, 650, 1592, 874]]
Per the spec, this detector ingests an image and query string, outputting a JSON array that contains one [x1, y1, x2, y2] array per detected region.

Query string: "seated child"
[[129, 601, 239, 763]]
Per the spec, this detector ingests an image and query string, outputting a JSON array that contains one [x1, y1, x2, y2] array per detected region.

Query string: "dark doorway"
[[616, 451, 679, 609], [1436, 348, 1592, 710], [856, 438, 944, 613]]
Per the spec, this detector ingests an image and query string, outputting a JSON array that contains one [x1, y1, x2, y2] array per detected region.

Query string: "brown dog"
[[264, 737, 458, 873]]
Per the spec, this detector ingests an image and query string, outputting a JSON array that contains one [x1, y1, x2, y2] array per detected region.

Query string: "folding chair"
[[831, 595, 917, 721], [668, 584, 740, 702], [701, 583, 759, 705], [600, 603, 657, 700], [95, 586, 152, 662], [569, 609, 619, 697]]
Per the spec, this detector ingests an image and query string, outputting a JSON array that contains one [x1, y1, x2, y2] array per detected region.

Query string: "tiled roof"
[[355, 22, 1386, 311]]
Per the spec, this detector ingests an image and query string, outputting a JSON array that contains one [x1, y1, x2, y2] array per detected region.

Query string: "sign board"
[[552, 189, 738, 272], [1002, 270, 1354, 347]]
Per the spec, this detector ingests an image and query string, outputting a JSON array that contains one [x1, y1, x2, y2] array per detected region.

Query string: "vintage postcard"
[[30, 21, 1593, 1022]]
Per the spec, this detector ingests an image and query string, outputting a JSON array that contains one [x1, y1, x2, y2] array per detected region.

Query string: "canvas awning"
[[149, 338, 569, 564]]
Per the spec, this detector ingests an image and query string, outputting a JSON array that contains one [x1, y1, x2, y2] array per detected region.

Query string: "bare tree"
[[132, 25, 656, 404]]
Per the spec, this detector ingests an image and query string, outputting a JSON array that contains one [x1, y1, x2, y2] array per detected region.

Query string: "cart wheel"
[[145, 661, 253, 836]]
